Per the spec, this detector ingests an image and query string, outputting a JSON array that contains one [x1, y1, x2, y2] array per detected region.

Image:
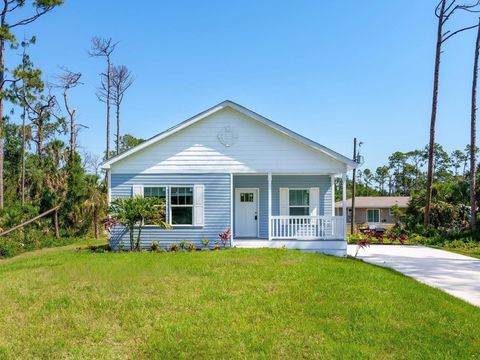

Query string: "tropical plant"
[[201, 238, 210, 250], [150, 241, 160, 252], [218, 228, 231, 248], [109, 196, 170, 251]]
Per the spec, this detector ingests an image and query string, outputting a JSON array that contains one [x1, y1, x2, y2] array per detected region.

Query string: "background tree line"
[[0, 1, 144, 257]]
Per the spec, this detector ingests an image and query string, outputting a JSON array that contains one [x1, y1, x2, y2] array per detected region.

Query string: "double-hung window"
[[170, 186, 194, 225], [289, 189, 309, 216], [143, 186, 167, 223]]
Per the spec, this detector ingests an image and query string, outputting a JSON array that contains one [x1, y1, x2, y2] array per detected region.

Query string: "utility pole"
[[351, 138, 357, 235]]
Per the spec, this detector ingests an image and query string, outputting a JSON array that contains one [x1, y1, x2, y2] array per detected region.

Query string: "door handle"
[[255, 215, 258, 220]]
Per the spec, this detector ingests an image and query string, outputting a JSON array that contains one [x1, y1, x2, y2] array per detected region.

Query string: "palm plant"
[[109, 196, 170, 251]]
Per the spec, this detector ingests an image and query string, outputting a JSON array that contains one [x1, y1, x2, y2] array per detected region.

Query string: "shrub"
[[355, 238, 371, 257], [180, 240, 187, 250], [218, 228, 231, 248], [213, 241, 221, 250], [187, 242, 196, 251], [150, 241, 160, 252], [201, 238, 210, 249], [108, 197, 170, 251], [169, 243, 179, 252], [386, 224, 408, 245]]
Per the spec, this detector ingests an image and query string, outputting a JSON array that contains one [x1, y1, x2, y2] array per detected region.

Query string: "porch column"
[[230, 173, 234, 246], [268, 172, 272, 240], [342, 172, 347, 240]]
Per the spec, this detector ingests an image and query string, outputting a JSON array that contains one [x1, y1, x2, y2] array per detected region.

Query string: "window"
[[144, 187, 166, 199], [367, 209, 380, 223], [143, 187, 167, 223], [170, 186, 193, 225], [240, 192, 254, 202], [289, 189, 309, 216]]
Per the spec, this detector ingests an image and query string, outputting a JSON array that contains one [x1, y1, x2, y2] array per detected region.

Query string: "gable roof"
[[335, 196, 410, 209], [101, 100, 358, 170]]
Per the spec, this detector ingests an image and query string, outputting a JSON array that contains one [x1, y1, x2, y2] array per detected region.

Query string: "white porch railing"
[[270, 215, 345, 240]]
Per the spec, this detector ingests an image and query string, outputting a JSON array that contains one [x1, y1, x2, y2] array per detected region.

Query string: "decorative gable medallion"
[[217, 126, 238, 147]]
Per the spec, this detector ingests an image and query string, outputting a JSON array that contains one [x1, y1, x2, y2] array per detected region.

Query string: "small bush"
[[218, 228, 231, 248], [187, 242, 196, 251], [180, 240, 187, 250], [150, 241, 160, 252], [169, 243, 179, 252], [201, 238, 210, 249]]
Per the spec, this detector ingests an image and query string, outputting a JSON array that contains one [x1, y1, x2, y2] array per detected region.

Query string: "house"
[[101, 101, 358, 256], [335, 196, 410, 225]]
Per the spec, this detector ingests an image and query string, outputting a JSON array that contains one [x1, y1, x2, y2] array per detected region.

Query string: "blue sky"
[[8, 0, 479, 171]]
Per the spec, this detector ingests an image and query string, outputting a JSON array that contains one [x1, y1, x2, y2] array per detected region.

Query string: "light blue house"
[[101, 101, 357, 256]]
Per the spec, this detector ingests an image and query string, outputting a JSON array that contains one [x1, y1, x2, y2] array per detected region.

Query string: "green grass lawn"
[[439, 245, 480, 259], [0, 249, 479, 359]]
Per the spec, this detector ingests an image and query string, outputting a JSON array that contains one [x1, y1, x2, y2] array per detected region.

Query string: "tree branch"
[[10, 6, 55, 28], [442, 24, 479, 42]]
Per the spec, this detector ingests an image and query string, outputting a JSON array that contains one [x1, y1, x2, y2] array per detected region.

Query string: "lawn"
[[439, 245, 480, 259], [0, 249, 479, 359]]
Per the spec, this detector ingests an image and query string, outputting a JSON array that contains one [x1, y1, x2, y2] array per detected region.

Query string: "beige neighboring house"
[[335, 196, 410, 225]]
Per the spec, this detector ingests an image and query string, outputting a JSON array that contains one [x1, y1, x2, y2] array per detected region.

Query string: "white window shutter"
[[194, 185, 204, 226], [279, 188, 289, 215], [132, 185, 144, 198], [309, 187, 320, 216]]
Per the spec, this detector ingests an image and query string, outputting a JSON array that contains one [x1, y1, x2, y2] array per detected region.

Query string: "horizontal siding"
[[110, 173, 231, 249], [111, 108, 346, 174]]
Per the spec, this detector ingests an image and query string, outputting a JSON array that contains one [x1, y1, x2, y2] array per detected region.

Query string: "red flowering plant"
[[102, 217, 118, 233], [386, 224, 408, 245], [354, 235, 371, 257], [218, 228, 231, 248]]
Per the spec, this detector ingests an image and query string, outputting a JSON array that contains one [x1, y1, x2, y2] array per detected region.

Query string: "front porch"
[[231, 173, 348, 253]]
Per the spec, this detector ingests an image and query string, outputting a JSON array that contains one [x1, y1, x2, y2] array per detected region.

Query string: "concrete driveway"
[[347, 245, 480, 307]]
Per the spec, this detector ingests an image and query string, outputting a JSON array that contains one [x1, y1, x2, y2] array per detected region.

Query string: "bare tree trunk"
[[116, 102, 120, 155], [105, 60, 111, 190], [68, 99, 75, 161], [425, 0, 447, 226], [21, 106, 26, 205], [351, 138, 357, 235], [54, 209, 60, 239], [93, 203, 99, 239], [470, 18, 480, 231], [37, 121, 43, 161], [0, 36, 4, 210], [106, 60, 111, 160]]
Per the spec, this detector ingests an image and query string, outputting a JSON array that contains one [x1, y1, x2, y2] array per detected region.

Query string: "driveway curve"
[[347, 245, 480, 307]]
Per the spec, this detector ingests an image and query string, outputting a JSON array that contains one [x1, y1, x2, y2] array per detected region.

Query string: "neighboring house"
[[101, 101, 357, 256], [335, 196, 410, 225]]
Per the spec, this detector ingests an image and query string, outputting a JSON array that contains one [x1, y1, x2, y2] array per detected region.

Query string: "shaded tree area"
[[0, 13, 138, 257], [336, 143, 477, 236]]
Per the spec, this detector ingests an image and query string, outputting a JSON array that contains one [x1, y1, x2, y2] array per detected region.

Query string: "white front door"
[[235, 188, 258, 238]]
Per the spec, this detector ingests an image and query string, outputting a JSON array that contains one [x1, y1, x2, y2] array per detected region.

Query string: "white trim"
[[230, 173, 234, 245], [342, 172, 347, 240], [169, 185, 195, 227], [331, 175, 335, 216], [234, 188, 259, 238], [101, 100, 358, 170], [107, 171, 111, 204], [268, 172, 272, 241], [288, 188, 310, 215]]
